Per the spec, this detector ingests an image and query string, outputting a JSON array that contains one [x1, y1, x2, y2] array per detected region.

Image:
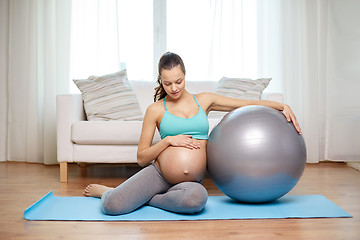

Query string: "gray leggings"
[[101, 163, 208, 215]]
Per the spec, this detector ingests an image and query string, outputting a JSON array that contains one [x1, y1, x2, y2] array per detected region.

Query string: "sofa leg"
[[60, 162, 68, 183]]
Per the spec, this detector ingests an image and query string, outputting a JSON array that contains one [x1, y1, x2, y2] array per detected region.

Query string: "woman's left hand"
[[282, 104, 302, 134]]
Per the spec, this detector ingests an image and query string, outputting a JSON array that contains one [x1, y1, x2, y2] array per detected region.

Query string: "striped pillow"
[[73, 70, 143, 121], [208, 77, 271, 119], [215, 77, 271, 100]]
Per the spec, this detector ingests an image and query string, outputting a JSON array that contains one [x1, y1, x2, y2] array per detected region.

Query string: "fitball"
[[207, 105, 306, 203]]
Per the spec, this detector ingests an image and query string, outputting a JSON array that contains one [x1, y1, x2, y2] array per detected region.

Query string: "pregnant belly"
[[156, 141, 207, 184]]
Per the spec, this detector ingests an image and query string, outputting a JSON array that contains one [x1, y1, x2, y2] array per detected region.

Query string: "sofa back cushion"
[[73, 70, 143, 121], [215, 77, 271, 100]]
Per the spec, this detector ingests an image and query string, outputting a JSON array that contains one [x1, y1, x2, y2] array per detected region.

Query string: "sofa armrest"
[[56, 94, 86, 163], [261, 93, 284, 103]]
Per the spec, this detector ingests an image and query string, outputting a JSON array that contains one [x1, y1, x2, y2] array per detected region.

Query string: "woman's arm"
[[202, 92, 301, 134], [137, 104, 201, 167]]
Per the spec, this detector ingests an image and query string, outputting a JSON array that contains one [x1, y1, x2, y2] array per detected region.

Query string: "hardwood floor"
[[0, 162, 359, 240]]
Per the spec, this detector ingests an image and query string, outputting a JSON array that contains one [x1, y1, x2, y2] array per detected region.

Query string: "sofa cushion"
[[72, 121, 161, 145], [73, 70, 143, 121], [73, 145, 139, 163], [215, 77, 271, 100], [208, 77, 271, 119]]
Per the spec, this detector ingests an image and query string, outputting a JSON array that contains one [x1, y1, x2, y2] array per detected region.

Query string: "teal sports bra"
[[159, 95, 209, 140]]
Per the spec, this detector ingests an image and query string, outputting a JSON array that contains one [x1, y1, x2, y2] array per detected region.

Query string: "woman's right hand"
[[167, 135, 201, 149]]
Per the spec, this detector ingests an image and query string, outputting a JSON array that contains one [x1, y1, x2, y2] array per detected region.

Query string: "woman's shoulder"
[[194, 92, 217, 112], [194, 92, 217, 102], [149, 99, 164, 109], [195, 91, 216, 97], [145, 100, 165, 117]]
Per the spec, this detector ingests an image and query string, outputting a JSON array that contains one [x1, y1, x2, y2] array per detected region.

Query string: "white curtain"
[[324, 0, 360, 161], [166, 0, 259, 81], [259, 0, 360, 162], [208, 0, 259, 81], [70, 0, 153, 92], [70, 0, 120, 83], [0, 1, 9, 163], [0, 0, 71, 164]]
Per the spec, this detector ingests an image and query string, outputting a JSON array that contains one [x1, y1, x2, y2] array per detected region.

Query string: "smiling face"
[[160, 64, 186, 99]]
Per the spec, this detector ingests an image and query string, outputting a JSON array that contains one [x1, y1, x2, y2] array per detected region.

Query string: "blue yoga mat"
[[24, 191, 351, 221]]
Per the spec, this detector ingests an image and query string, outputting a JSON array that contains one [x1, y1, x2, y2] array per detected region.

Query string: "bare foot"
[[83, 184, 114, 198]]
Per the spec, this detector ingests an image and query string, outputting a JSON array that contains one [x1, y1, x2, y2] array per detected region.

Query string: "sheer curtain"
[[259, 0, 360, 162], [324, 0, 360, 161], [0, 1, 8, 163], [0, 0, 71, 164], [166, 0, 259, 81], [70, 0, 153, 93]]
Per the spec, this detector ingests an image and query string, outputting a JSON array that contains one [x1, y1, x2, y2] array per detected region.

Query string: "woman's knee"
[[101, 190, 133, 215], [101, 164, 169, 215], [181, 183, 208, 213]]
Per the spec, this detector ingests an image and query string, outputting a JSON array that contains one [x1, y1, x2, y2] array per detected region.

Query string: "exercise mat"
[[24, 191, 351, 221]]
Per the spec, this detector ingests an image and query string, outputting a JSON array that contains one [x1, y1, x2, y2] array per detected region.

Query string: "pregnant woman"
[[84, 52, 301, 215]]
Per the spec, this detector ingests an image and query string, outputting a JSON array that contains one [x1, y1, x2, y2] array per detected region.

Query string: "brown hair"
[[154, 52, 186, 102]]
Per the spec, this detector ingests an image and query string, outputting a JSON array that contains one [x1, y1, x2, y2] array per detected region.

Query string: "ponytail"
[[154, 76, 167, 102]]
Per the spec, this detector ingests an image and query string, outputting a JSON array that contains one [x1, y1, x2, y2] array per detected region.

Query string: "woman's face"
[[160, 65, 185, 99]]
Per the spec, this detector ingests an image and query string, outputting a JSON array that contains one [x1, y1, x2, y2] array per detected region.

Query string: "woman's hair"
[[154, 52, 186, 102]]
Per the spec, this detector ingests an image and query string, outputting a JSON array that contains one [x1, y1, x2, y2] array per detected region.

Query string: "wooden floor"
[[0, 162, 359, 240]]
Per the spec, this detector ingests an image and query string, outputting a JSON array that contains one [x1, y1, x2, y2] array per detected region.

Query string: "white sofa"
[[57, 81, 283, 182]]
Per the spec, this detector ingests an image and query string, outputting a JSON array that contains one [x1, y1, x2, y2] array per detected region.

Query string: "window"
[[166, 0, 212, 81], [166, 0, 258, 81], [70, 0, 153, 92], [70, 0, 258, 92]]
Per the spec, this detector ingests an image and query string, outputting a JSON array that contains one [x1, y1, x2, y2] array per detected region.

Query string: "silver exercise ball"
[[207, 105, 306, 203]]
